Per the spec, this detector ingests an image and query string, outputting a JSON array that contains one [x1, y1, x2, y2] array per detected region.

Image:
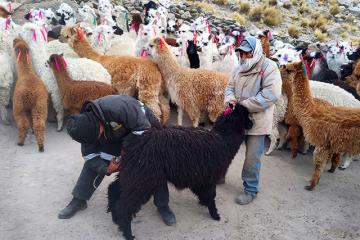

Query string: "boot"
[[235, 192, 256, 205], [157, 206, 176, 226], [58, 197, 87, 219]]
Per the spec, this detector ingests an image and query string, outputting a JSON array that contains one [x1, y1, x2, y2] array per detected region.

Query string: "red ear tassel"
[[193, 32, 197, 44], [212, 35, 217, 43], [32, 29, 37, 41], [224, 106, 232, 116], [350, 41, 353, 48], [5, 18, 9, 30], [336, 40, 338, 47], [40, 29, 47, 42]]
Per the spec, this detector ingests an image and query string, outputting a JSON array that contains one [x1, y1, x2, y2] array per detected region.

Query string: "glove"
[[107, 159, 122, 174], [225, 100, 236, 109]]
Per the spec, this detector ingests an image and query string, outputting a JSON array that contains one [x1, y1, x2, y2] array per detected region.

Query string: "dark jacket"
[[80, 95, 161, 157]]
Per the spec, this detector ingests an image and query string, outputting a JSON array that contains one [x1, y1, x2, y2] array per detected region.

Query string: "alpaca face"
[[25, 8, 45, 23], [98, 1, 113, 18], [167, 19, 176, 33], [272, 48, 301, 66], [78, 5, 96, 23], [56, 3, 76, 26]]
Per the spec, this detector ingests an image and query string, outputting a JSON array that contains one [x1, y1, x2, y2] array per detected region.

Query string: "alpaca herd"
[[1, 0, 360, 238]]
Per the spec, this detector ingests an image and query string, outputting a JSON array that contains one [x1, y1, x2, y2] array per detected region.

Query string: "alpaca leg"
[[265, 129, 279, 155], [328, 153, 340, 173], [191, 185, 220, 221], [159, 94, 170, 125], [186, 108, 200, 127], [338, 154, 353, 170], [0, 88, 10, 125], [32, 115, 46, 152], [299, 141, 310, 154], [276, 124, 288, 150], [177, 107, 183, 126], [15, 113, 31, 146], [306, 147, 331, 191], [50, 93, 64, 132], [287, 125, 301, 158]]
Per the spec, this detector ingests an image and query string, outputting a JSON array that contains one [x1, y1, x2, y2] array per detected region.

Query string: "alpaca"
[[0, 17, 17, 124], [284, 61, 360, 190], [259, 30, 271, 58], [0, 1, 13, 18], [56, 3, 76, 26], [47, 54, 115, 114], [67, 28, 169, 124], [12, 37, 48, 152], [186, 40, 200, 69], [107, 104, 253, 240], [345, 61, 360, 88], [46, 39, 79, 58], [148, 37, 229, 127], [20, 23, 111, 131]]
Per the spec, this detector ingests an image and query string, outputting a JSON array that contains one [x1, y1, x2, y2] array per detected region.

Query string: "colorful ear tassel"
[[224, 106, 232, 116], [16, 51, 21, 63], [54, 57, 60, 71]]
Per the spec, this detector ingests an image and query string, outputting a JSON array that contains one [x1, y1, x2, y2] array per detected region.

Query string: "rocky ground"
[[1, 109, 360, 240]]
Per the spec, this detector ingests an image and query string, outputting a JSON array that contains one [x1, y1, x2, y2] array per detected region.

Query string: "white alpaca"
[[326, 45, 349, 79], [46, 40, 79, 58], [20, 23, 111, 131], [56, 3, 76, 26], [78, 4, 97, 34], [0, 18, 17, 124], [135, 24, 156, 57], [214, 43, 238, 73], [197, 32, 217, 70]]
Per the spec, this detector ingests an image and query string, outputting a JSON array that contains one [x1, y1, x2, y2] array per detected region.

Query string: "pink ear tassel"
[[62, 57, 68, 68], [32, 29, 37, 41], [159, 38, 163, 49], [29, 10, 33, 18], [16, 51, 21, 63], [97, 32, 101, 44], [8, 3, 13, 13], [229, 45, 233, 56], [39, 10, 43, 19], [267, 31, 273, 40], [40, 29, 47, 42], [54, 57, 60, 71], [350, 41, 353, 48], [193, 32, 197, 44], [5, 18, 9, 30], [26, 53, 30, 64], [310, 58, 316, 68]]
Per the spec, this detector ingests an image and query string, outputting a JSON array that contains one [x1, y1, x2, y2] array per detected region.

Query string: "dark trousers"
[[72, 156, 170, 208]]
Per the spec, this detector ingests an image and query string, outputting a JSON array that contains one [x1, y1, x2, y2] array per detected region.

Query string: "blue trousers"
[[242, 135, 265, 196]]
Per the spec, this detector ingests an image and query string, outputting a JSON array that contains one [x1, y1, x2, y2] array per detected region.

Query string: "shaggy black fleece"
[[107, 104, 253, 240]]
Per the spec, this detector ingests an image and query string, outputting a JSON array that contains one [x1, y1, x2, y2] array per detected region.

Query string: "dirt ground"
[[1, 110, 360, 240]]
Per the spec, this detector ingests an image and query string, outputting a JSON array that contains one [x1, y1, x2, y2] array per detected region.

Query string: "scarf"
[[235, 39, 263, 74]]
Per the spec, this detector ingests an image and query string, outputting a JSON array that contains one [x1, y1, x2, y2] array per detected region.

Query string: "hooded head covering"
[[235, 36, 263, 73], [66, 112, 100, 144]]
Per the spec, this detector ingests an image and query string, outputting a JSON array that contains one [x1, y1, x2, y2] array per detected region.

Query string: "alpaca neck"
[[16, 59, 33, 75], [155, 47, 181, 81], [292, 71, 315, 116], [73, 38, 101, 61], [52, 66, 72, 96]]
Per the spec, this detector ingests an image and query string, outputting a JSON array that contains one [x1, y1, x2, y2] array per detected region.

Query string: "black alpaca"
[[107, 104, 252, 240], [187, 40, 200, 68], [311, 52, 360, 100]]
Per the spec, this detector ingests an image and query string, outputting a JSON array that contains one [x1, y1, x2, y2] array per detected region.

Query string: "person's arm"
[[224, 71, 238, 105], [241, 64, 282, 113]]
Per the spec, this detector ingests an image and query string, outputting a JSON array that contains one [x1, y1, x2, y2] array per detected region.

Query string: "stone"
[[181, 11, 192, 20]]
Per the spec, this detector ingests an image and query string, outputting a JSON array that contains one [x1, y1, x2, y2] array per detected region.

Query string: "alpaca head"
[[56, 3, 76, 26], [13, 37, 30, 64], [347, 48, 360, 62], [167, 19, 176, 33], [91, 24, 114, 49], [272, 48, 301, 66], [78, 5, 96, 23], [0, 1, 13, 18], [280, 61, 307, 90], [98, 0, 113, 18], [213, 104, 253, 135], [59, 26, 76, 43], [47, 53, 67, 71], [147, 37, 170, 59]]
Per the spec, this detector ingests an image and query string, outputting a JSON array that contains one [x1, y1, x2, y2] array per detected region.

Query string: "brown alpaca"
[[345, 61, 360, 88], [259, 30, 271, 58], [149, 37, 229, 127], [280, 68, 332, 158], [284, 61, 360, 191], [47, 54, 115, 114], [64, 28, 170, 124], [13, 38, 48, 152], [165, 37, 178, 47]]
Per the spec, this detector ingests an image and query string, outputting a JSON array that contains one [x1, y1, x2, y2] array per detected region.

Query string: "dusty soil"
[[0, 110, 360, 240]]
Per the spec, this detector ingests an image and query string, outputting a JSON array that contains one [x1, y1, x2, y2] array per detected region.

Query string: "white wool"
[[0, 18, 17, 124], [46, 40, 79, 58]]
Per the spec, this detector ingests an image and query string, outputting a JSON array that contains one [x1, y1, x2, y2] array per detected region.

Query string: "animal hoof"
[[124, 234, 135, 240], [305, 185, 314, 191], [39, 146, 44, 152], [57, 127, 63, 132], [211, 214, 220, 221], [17, 143, 24, 146], [338, 166, 346, 171], [292, 153, 297, 159], [328, 169, 335, 173]]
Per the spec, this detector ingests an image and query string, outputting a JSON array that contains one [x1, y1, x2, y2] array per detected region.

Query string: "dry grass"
[[249, 5, 263, 21], [300, 18, 311, 27], [329, 4, 340, 16], [350, 37, 360, 46], [236, 1, 251, 14], [213, 0, 228, 5], [263, 6, 283, 26], [231, 12, 246, 25], [329, 0, 337, 4], [299, 5, 310, 14], [344, 15, 356, 23], [268, 0, 278, 6], [314, 29, 327, 42], [340, 32, 349, 39], [283, 1, 291, 9], [310, 14, 327, 28], [288, 24, 300, 38], [194, 1, 215, 13]]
